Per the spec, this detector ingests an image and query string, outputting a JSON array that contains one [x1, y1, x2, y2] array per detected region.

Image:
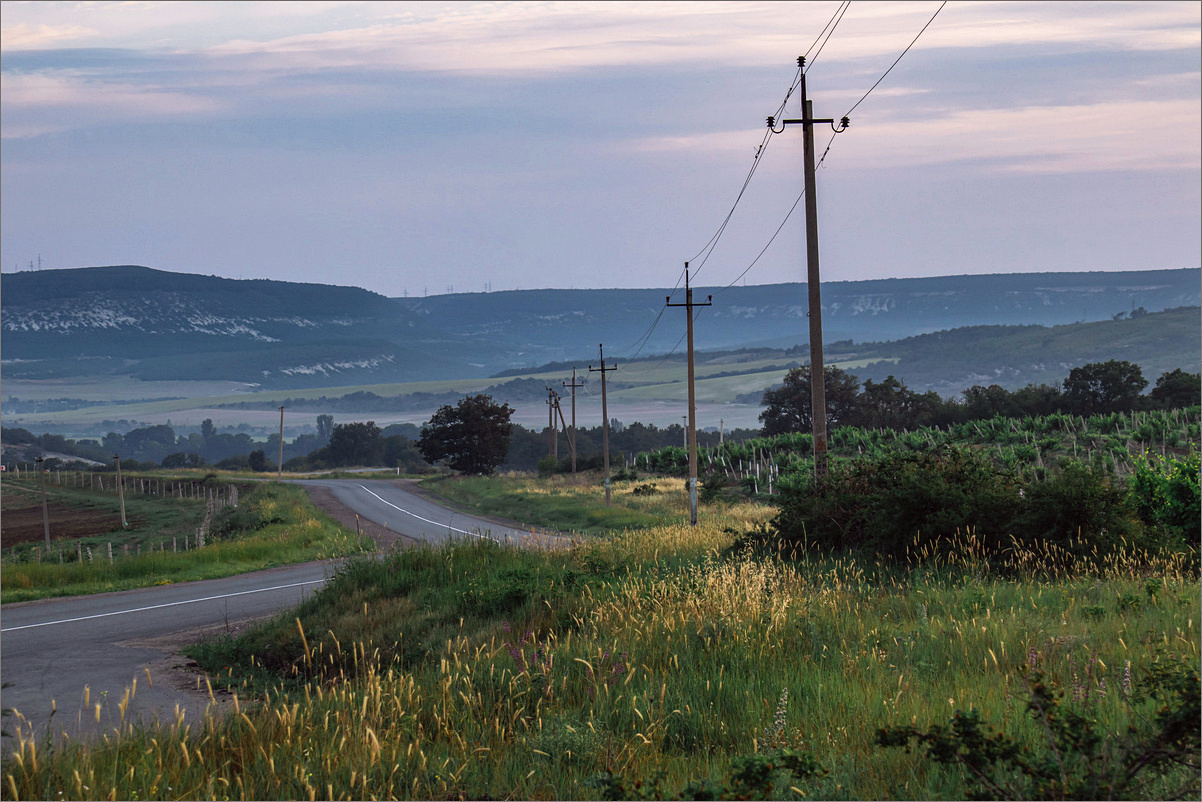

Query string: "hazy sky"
[[2, 1, 1199, 298]]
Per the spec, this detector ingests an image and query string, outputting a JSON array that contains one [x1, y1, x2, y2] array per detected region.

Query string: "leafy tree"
[[200, 418, 216, 443], [1062, 360, 1147, 414], [247, 449, 270, 472], [759, 366, 861, 436], [1148, 368, 1201, 409], [324, 421, 384, 467], [162, 452, 203, 469], [419, 394, 514, 475]]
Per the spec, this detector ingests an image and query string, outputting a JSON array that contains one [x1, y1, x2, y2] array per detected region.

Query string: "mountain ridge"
[[3, 265, 1198, 388]]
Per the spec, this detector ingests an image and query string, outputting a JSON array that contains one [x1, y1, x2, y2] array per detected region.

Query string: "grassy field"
[[4, 465, 1197, 800], [0, 478, 371, 603]]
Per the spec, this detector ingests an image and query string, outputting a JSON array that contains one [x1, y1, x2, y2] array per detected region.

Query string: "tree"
[[759, 366, 861, 436], [419, 394, 514, 475], [1062, 360, 1147, 414], [1148, 368, 1201, 409], [324, 421, 384, 467], [247, 449, 270, 472]]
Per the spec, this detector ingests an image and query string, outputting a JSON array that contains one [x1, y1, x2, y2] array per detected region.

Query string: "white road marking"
[[354, 484, 501, 543], [0, 580, 325, 632]]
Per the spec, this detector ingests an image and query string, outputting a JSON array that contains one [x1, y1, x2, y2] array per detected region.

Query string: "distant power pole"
[[278, 406, 285, 479], [36, 456, 50, 547], [667, 263, 712, 525], [545, 388, 558, 461], [563, 369, 584, 476], [769, 56, 846, 479], [114, 454, 128, 528], [589, 344, 617, 506]]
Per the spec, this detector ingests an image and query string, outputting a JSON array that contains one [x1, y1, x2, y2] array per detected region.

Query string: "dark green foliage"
[[1149, 368, 1201, 409], [773, 447, 1021, 558], [419, 394, 514, 475], [877, 661, 1201, 800], [759, 365, 863, 436], [1014, 461, 1142, 554], [1062, 360, 1148, 415], [247, 448, 271, 472], [1129, 451, 1201, 548], [321, 421, 384, 466]]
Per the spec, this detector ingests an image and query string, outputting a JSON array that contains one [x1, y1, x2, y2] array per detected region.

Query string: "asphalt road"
[[0, 478, 565, 742], [297, 478, 564, 547]]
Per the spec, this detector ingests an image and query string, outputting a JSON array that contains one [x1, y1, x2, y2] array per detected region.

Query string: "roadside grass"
[[420, 473, 753, 536], [0, 482, 371, 603], [5, 474, 1197, 800]]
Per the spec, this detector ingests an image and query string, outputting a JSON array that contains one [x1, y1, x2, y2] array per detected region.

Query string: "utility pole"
[[769, 56, 846, 479], [563, 369, 583, 476], [278, 406, 285, 479], [589, 344, 617, 506], [545, 388, 559, 462], [114, 453, 128, 528], [36, 456, 50, 547], [667, 263, 712, 525]]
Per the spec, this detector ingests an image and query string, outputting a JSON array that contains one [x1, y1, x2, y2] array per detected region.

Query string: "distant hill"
[[2, 265, 1198, 388]]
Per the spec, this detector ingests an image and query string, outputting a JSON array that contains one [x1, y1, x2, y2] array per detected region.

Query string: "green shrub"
[[1129, 451, 1200, 548], [1014, 460, 1142, 554], [877, 659, 1201, 800], [773, 446, 1021, 558]]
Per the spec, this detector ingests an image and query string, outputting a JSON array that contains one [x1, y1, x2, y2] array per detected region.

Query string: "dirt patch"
[[1, 488, 123, 545], [303, 485, 421, 550]]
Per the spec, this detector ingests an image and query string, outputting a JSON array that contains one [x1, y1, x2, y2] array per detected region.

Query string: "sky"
[[2, 1, 1199, 298]]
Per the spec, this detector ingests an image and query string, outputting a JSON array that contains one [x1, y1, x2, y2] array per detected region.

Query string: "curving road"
[[0, 478, 566, 742], [296, 478, 564, 547]]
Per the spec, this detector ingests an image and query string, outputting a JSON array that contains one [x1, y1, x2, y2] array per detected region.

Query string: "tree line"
[[759, 361, 1199, 436], [6, 360, 1195, 476]]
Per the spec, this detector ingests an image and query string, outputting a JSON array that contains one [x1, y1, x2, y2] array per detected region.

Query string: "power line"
[[712, 3, 945, 292], [844, 1, 946, 117], [687, 65, 803, 277], [805, 0, 852, 70]]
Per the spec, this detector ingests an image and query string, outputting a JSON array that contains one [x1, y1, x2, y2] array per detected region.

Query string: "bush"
[[1015, 460, 1143, 554], [877, 659, 1201, 800], [773, 447, 1022, 558], [1129, 451, 1201, 549], [773, 448, 1159, 563]]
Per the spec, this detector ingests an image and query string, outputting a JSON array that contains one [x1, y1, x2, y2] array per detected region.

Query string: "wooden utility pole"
[[278, 406, 285, 479], [769, 56, 845, 479], [563, 369, 583, 476], [36, 456, 51, 547], [589, 344, 617, 506], [114, 454, 128, 528], [666, 263, 712, 525]]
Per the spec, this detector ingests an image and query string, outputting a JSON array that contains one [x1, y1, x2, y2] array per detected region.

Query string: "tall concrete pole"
[[771, 57, 843, 478], [667, 264, 712, 526], [800, 68, 828, 479], [589, 345, 617, 506]]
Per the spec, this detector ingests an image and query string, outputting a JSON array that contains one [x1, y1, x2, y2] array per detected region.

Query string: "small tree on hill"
[[419, 395, 514, 475]]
